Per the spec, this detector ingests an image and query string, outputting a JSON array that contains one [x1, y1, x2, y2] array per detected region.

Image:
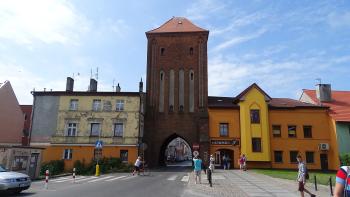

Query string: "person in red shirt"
[[334, 166, 350, 197]]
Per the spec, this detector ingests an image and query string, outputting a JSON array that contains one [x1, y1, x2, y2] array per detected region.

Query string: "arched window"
[[189, 70, 194, 112], [179, 69, 184, 112], [169, 69, 175, 112], [161, 48, 165, 56], [159, 71, 165, 112], [190, 47, 193, 55]]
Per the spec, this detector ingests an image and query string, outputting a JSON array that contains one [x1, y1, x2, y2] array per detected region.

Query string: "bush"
[[340, 153, 350, 166], [73, 159, 87, 174], [74, 157, 131, 175], [40, 160, 64, 176]]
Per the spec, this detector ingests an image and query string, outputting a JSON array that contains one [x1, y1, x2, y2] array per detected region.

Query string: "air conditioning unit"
[[319, 143, 329, 151]]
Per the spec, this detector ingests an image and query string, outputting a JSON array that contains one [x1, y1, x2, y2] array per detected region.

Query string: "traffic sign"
[[193, 151, 199, 157], [192, 143, 200, 150], [95, 140, 103, 149]]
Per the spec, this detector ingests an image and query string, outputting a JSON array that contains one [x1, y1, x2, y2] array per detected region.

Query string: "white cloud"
[[0, 0, 90, 45], [186, 0, 226, 20], [328, 11, 350, 28], [212, 28, 267, 52]]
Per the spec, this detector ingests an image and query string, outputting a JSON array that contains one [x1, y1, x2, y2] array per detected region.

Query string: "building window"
[[274, 151, 283, 163], [252, 138, 262, 152], [219, 123, 228, 137], [92, 99, 101, 111], [289, 151, 298, 163], [90, 123, 101, 136], [190, 47, 193, 55], [120, 150, 128, 163], [116, 100, 124, 111], [179, 105, 184, 112], [114, 121, 124, 137], [160, 48, 165, 56], [69, 99, 78, 110], [169, 105, 174, 112], [66, 123, 77, 136], [272, 125, 281, 137], [303, 126, 312, 138], [63, 149, 73, 160], [288, 125, 297, 138], [306, 151, 314, 163], [12, 156, 28, 171], [250, 109, 260, 124]]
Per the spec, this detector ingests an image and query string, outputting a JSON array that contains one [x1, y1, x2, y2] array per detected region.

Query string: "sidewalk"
[[183, 169, 331, 197]]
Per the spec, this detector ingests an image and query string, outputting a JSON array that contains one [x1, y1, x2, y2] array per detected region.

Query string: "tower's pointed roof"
[[146, 17, 208, 34]]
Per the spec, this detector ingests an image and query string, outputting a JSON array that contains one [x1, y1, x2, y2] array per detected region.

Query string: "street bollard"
[[314, 175, 317, 191], [95, 164, 100, 176], [73, 168, 76, 183], [45, 170, 49, 189], [329, 177, 333, 196]]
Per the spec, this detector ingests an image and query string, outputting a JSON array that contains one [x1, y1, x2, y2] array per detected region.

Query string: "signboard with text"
[[211, 139, 240, 146]]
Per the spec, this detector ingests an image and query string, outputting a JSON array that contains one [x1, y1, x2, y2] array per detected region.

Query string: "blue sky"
[[1, 0, 349, 104]]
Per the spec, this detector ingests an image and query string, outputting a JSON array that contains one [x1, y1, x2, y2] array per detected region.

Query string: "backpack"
[[305, 166, 309, 180]]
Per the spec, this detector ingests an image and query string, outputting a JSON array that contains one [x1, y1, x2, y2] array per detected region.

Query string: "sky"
[[0, 0, 349, 104]]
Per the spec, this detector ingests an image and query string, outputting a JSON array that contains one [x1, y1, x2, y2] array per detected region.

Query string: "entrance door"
[[214, 151, 221, 166], [29, 153, 39, 179], [320, 154, 328, 171]]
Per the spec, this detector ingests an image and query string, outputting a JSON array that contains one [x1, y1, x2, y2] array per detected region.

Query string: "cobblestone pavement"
[[183, 169, 331, 197]]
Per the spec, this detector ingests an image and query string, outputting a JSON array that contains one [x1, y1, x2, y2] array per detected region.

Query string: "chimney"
[[116, 83, 121, 92], [66, 77, 74, 92], [316, 84, 332, 102], [89, 78, 98, 92], [139, 78, 143, 92]]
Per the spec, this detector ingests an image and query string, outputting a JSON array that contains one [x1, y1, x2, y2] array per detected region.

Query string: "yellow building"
[[208, 83, 339, 170], [31, 78, 145, 170]]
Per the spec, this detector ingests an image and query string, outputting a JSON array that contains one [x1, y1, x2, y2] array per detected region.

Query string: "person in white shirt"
[[209, 155, 215, 172], [132, 156, 143, 176]]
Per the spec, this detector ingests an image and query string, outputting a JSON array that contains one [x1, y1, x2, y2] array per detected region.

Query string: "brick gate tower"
[[144, 17, 209, 167]]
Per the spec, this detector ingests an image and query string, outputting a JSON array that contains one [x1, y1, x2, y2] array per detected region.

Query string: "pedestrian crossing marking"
[[74, 176, 97, 183], [87, 176, 114, 183], [167, 175, 177, 181], [121, 176, 137, 181], [54, 176, 87, 183], [105, 176, 127, 182], [181, 175, 189, 182]]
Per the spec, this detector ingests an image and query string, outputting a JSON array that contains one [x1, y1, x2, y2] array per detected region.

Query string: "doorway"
[[214, 149, 234, 169], [320, 154, 328, 171], [28, 153, 39, 179], [161, 136, 192, 167]]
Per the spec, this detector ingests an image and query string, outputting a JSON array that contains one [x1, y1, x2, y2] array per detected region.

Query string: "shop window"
[[250, 109, 260, 124], [252, 138, 262, 152], [69, 99, 78, 111], [63, 149, 73, 160], [303, 126, 312, 138], [12, 156, 28, 171], [272, 125, 281, 137], [306, 151, 314, 163], [274, 151, 283, 163], [289, 151, 298, 163], [120, 150, 128, 163], [288, 125, 297, 138], [90, 123, 101, 136], [219, 123, 228, 137]]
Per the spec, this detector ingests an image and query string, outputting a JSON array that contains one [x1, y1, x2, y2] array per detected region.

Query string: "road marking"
[[121, 176, 137, 181], [54, 176, 87, 183], [181, 175, 189, 182], [51, 177, 71, 182], [87, 176, 114, 183], [105, 176, 127, 182], [167, 175, 178, 181], [74, 176, 97, 183]]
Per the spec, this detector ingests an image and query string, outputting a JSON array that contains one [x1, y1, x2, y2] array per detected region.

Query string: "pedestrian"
[[239, 155, 244, 170], [222, 155, 227, 170], [242, 154, 247, 171], [209, 154, 215, 173], [296, 155, 316, 197], [227, 155, 231, 170], [200, 156, 207, 175], [193, 156, 202, 184], [334, 165, 350, 197], [132, 156, 142, 176]]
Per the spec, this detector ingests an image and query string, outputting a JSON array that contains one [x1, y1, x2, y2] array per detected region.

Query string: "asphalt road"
[[2, 166, 191, 197]]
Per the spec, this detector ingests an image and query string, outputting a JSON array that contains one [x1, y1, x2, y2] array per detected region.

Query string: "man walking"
[[209, 155, 215, 173], [296, 155, 316, 197], [193, 156, 202, 184]]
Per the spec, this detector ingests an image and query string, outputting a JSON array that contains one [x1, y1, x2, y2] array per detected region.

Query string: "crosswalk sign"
[[95, 140, 103, 149]]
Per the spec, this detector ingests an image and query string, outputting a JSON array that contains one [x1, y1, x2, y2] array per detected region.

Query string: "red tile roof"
[[302, 89, 350, 122], [146, 17, 208, 34]]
